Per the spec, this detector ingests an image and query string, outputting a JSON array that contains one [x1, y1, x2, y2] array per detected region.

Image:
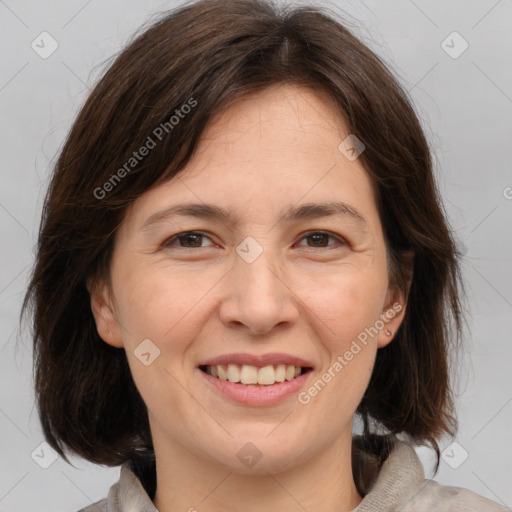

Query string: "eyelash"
[[162, 230, 346, 250]]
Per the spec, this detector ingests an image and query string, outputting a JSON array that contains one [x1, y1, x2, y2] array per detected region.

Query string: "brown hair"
[[23, 0, 464, 478]]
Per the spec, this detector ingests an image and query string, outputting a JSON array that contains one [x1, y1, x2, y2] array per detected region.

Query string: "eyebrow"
[[140, 201, 369, 231]]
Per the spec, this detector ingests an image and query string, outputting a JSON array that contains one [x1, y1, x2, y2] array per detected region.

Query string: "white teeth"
[[275, 364, 286, 382], [285, 365, 295, 381], [206, 364, 304, 385], [257, 365, 276, 385], [227, 364, 241, 383], [240, 365, 258, 384], [218, 365, 228, 381]]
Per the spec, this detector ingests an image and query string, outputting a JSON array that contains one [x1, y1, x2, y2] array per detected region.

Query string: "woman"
[[23, 0, 508, 510]]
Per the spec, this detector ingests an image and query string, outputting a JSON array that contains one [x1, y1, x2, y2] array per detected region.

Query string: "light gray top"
[[78, 437, 509, 512]]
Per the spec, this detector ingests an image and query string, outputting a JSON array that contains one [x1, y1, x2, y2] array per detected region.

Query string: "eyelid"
[[162, 229, 347, 250], [295, 230, 347, 248], [162, 230, 217, 249]]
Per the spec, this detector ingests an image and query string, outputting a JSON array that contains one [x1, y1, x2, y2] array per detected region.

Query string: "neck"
[[152, 429, 363, 512]]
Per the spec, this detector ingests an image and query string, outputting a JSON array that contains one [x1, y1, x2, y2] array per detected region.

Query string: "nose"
[[218, 248, 300, 336]]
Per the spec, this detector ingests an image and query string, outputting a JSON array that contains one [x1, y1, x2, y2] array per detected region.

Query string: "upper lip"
[[198, 352, 314, 369]]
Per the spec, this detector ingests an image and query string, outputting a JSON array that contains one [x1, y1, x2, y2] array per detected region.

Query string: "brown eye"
[[163, 231, 215, 249], [297, 231, 345, 248]]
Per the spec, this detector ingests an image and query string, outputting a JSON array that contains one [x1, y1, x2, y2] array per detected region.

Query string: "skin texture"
[[89, 84, 409, 512]]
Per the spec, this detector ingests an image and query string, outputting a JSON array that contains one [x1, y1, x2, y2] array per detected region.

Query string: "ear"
[[86, 277, 124, 348], [377, 250, 414, 349]]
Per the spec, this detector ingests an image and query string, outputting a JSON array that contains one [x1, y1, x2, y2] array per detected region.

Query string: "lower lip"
[[198, 368, 312, 406]]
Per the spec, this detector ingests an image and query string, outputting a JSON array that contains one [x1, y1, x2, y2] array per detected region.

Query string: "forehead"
[[122, 84, 380, 234], [197, 84, 348, 159]]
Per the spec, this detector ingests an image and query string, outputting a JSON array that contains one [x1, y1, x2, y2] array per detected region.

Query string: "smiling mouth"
[[199, 364, 313, 386]]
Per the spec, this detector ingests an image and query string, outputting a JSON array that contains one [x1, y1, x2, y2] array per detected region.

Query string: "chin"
[[225, 450, 304, 476], [205, 434, 311, 476]]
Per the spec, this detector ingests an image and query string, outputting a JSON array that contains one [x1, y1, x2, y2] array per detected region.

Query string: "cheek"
[[114, 267, 202, 417], [115, 262, 216, 344], [296, 270, 385, 422], [298, 265, 388, 350]]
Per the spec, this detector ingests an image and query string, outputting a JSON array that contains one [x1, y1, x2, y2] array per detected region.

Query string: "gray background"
[[1, 0, 511, 510]]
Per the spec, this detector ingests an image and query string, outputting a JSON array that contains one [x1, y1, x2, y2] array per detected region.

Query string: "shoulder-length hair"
[[23, 0, 464, 475]]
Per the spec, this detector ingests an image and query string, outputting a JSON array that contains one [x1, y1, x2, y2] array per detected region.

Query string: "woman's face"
[[90, 84, 407, 473]]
